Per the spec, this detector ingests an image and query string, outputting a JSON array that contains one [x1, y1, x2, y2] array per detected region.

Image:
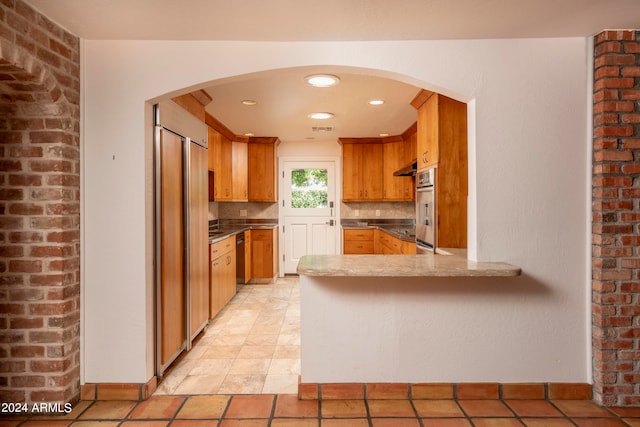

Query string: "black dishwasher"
[[236, 232, 245, 283]]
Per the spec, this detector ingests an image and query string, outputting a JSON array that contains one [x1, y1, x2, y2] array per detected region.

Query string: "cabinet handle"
[[422, 151, 427, 163]]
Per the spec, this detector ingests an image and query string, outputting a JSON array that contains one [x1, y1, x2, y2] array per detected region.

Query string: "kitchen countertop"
[[296, 252, 521, 277], [209, 223, 277, 244], [342, 219, 416, 242]]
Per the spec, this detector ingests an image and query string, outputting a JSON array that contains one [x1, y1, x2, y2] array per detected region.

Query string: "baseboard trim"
[[80, 376, 158, 401], [298, 381, 592, 401]]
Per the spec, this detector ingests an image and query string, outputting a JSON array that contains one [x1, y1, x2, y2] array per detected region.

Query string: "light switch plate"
[[240, 209, 247, 217], [375, 209, 381, 217]]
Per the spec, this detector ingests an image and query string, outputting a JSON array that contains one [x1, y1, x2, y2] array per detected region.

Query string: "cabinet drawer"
[[344, 240, 374, 254], [344, 229, 374, 241], [210, 235, 235, 258]]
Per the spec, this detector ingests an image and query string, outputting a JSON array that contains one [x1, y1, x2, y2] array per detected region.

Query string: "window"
[[290, 168, 328, 209]]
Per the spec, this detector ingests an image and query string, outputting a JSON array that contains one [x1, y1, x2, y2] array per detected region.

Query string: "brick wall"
[[0, 0, 81, 404], [592, 30, 640, 407]]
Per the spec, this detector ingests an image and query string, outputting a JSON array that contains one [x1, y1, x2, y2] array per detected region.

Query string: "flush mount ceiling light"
[[308, 112, 334, 120], [244, 132, 255, 136], [369, 99, 385, 105], [305, 74, 340, 88], [241, 100, 257, 106]]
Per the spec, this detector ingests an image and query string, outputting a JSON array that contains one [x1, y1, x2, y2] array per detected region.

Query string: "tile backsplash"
[[341, 202, 415, 219]]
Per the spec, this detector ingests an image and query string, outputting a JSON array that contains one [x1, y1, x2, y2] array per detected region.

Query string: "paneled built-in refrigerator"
[[154, 100, 209, 377]]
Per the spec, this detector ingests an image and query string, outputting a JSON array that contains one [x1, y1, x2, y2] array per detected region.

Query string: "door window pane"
[[291, 168, 328, 208]]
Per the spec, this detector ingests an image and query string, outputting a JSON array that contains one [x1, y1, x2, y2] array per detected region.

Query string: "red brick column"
[[592, 30, 640, 407], [0, 1, 81, 404]]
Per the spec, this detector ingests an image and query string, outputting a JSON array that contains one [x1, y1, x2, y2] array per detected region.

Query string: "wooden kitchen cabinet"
[[343, 229, 374, 254], [373, 229, 417, 255], [383, 139, 414, 201], [209, 127, 233, 201], [342, 142, 383, 202], [412, 90, 467, 171], [232, 141, 248, 201], [243, 230, 252, 283], [210, 236, 236, 319], [248, 141, 278, 202], [250, 228, 278, 282]]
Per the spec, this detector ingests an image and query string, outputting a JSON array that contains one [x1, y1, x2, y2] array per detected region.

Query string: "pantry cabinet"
[[250, 228, 278, 282], [210, 236, 236, 319]]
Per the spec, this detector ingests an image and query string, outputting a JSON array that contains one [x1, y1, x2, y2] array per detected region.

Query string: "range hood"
[[393, 159, 417, 176]]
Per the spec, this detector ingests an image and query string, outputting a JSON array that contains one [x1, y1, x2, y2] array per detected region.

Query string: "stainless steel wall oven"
[[415, 168, 435, 253]]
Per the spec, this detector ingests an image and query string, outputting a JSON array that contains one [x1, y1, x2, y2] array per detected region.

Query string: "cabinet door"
[[210, 255, 224, 318], [417, 93, 439, 170], [383, 140, 413, 201], [223, 249, 236, 304], [251, 229, 275, 279], [362, 143, 383, 200], [244, 230, 252, 283], [342, 143, 362, 201], [210, 128, 233, 201], [232, 141, 248, 201], [248, 142, 276, 202]]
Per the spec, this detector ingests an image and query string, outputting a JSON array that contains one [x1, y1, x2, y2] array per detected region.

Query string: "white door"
[[281, 161, 338, 274]]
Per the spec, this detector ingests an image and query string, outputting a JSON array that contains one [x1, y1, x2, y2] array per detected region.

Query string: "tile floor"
[[4, 394, 640, 426], [155, 276, 301, 395]]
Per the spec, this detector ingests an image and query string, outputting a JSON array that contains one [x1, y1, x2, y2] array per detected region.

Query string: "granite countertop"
[[208, 220, 277, 244], [296, 253, 521, 278], [342, 219, 416, 242]]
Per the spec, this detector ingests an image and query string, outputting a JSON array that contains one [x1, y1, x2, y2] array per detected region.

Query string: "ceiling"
[[23, 0, 640, 142]]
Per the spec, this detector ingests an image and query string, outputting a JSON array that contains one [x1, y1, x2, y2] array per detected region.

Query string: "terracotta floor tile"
[[571, 418, 629, 427], [175, 395, 230, 419], [120, 422, 169, 427], [505, 400, 563, 417], [609, 407, 640, 417], [413, 399, 464, 417], [273, 394, 319, 418], [79, 401, 138, 420], [320, 419, 369, 427], [552, 400, 613, 418], [624, 419, 640, 427], [367, 399, 416, 417], [128, 395, 185, 419], [270, 419, 319, 427], [371, 418, 421, 427], [17, 422, 74, 427], [471, 419, 525, 427], [521, 419, 575, 427], [320, 400, 368, 418], [421, 419, 473, 427], [224, 394, 275, 419], [170, 421, 220, 427], [218, 420, 269, 427], [458, 400, 515, 417], [69, 421, 120, 427]]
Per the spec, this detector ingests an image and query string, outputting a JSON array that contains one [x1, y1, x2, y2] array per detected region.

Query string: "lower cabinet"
[[344, 228, 416, 255], [210, 236, 236, 319], [250, 228, 278, 282], [343, 229, 375, 254]]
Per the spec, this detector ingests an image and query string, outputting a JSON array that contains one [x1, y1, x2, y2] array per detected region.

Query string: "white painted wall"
[[82, 38, 589, 383]]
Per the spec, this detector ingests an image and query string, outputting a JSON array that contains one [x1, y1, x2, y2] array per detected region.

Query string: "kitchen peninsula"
[[297, 253, 521, 386]]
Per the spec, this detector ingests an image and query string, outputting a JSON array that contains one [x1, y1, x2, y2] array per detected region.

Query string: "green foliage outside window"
[[291, 168, 328, 208]]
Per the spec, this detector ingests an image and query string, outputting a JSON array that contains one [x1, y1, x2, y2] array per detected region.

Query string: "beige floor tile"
[[236, 345, 276, 359], [245, 334, 279, 346], [277, 334, 300, 346], [262, 374, 300, 394], [268, 358, 300, 375], [229, 358, 272, 375], [273, 345, 300, 359], [218, 374, 267, 394], [189, 358, 234, 376], [173, 374, 226, 394], [202, 345, 242, 359]]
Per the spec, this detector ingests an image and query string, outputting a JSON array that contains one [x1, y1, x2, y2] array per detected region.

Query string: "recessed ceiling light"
[[241, 100, 257, 106], [369, 100, 384, 105], [244, 132, 255, 136], [308, 112, 334, 120], [379, 133, 390, 137], [305, 74, 340, 88]]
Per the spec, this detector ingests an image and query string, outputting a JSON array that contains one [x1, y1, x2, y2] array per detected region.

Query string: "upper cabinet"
[[340, 126, 416, 203], [342, 142, 383, 202], [232, 141, 248, 202], [412, 90, 467, 172], [248, 140, 279, 202], [208, 127, 233, 201]]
